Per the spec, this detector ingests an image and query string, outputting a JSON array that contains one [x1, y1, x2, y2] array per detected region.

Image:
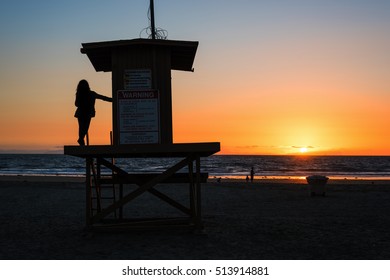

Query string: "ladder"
[[86, 132, 117, 218]]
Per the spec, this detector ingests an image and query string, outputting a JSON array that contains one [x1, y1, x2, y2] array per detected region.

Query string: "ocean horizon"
[[0, 154, 389, 180]]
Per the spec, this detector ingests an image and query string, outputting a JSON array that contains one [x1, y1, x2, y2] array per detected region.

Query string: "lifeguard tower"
[[64, 1, 220, 230]]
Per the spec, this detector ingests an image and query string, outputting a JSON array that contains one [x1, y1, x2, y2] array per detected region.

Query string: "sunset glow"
[[300, 147, 308, 154], [0, 1, 389, 155]]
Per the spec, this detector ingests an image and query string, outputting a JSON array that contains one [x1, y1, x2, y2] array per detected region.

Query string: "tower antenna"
[[150, 0, 156, 39], [140, 0, 167, 39]]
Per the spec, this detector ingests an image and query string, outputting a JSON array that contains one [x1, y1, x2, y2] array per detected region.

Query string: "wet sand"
[[1, 176, 390, 259]]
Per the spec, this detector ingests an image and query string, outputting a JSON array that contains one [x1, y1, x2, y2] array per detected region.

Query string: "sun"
[[300, 147, 308, 153]]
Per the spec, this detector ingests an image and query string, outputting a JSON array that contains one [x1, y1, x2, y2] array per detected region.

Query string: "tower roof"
[[81, 38, 198, 72]]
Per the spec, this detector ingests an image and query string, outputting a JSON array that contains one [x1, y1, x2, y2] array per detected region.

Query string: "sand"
[[1, 175, 390, 260]]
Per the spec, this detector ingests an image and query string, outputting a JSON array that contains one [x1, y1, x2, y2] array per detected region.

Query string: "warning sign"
[[117, 90, 160, 144]]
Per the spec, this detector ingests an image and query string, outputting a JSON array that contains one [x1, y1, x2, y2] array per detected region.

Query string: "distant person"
[[250, 167, 255, 183], [74, 79, 112, 146]]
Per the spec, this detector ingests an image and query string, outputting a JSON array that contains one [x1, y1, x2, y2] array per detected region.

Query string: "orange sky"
[[0, 1, 389, 155]]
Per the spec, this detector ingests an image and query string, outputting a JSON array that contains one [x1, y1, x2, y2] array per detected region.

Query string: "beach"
[[1, 176, 390, 260]]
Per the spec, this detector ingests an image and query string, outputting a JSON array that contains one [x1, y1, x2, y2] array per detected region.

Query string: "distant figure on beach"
[[74, 80, 112, 146], [246, 175, 249, 183], [250, 167, 255, 183]]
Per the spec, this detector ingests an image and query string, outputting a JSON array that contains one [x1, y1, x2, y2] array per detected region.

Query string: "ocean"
[[0, 154, 390, 180]]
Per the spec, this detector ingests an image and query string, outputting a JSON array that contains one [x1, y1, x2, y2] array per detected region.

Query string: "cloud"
[[235, 145, 260, 149], [292, 145, 315, 149]]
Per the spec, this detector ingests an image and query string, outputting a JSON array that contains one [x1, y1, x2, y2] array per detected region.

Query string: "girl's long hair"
[[76, 79, 90, 94]]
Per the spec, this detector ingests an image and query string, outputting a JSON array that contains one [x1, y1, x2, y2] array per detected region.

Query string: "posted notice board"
[[124, 69, 152, 90], [117, 90, 160, 144]]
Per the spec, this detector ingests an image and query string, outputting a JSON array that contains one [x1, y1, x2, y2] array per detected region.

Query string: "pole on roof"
[[150, 0, 156, 39]]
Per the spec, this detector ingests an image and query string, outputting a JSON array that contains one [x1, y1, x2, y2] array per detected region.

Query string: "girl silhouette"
[[74, 80, 112, 145]]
